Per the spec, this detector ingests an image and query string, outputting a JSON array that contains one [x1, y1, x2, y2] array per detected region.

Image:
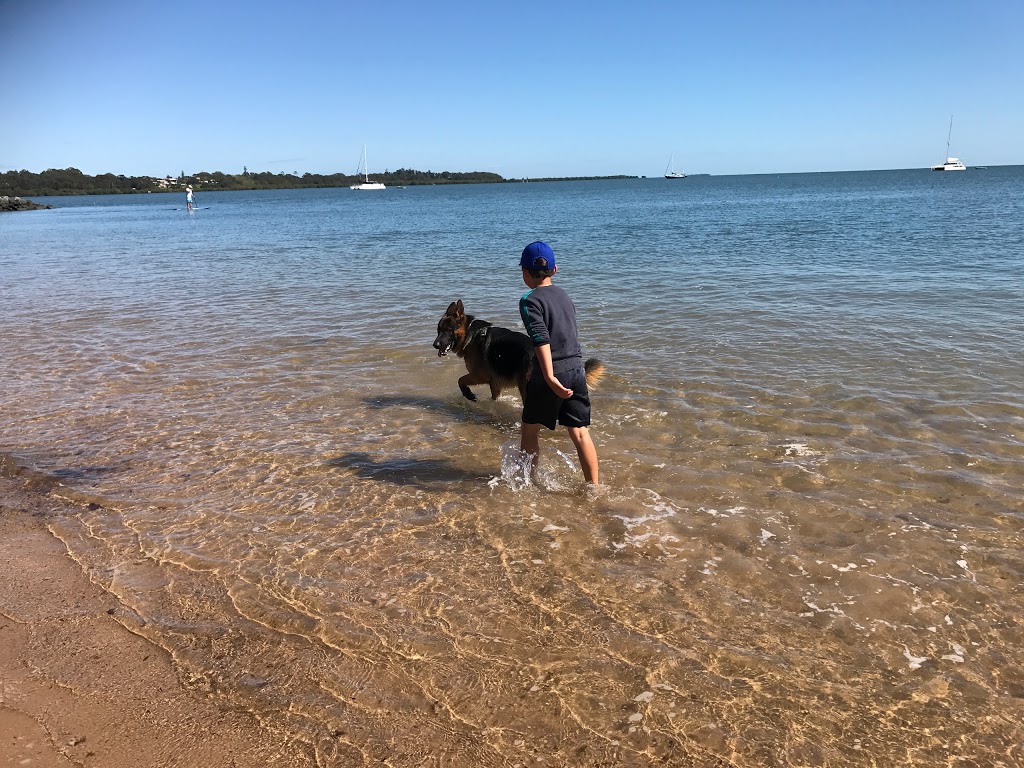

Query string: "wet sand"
[[0, 472, 313, 768]]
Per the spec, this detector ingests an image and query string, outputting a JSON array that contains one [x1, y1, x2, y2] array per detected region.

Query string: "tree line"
[[0, 167, 508, 196], [1, 168, 159, 196]]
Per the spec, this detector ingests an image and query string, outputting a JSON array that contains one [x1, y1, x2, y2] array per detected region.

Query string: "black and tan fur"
[[433, 300, 605, 402]]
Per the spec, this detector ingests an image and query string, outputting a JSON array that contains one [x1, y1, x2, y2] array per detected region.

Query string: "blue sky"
[[3, 0, 1022, 178]]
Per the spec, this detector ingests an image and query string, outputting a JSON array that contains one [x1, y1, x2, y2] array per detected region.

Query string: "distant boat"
[[351, 145, 386, 190], [931, 116, 967, 171], [664, 153, 687, 179]]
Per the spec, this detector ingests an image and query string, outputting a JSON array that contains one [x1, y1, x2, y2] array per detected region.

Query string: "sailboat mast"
[[363, 144, 368, 182], [946, 115, 953, 158]]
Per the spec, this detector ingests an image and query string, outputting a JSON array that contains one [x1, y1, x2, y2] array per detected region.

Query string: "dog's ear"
[[455, 299, 465, 316], [446, 301, 459, 315]]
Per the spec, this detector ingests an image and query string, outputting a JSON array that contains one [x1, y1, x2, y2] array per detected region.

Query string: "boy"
[[518, 240, 601, 485]]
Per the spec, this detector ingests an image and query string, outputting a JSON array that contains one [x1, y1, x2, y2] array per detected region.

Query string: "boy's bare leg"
[[567, 426, 599, 485], [520, 423, 543, 471]]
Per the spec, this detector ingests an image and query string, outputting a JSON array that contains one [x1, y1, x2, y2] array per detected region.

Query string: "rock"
[[0, 195, 54, 212]]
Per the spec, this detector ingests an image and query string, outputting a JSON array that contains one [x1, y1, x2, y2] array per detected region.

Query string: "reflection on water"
[[2, 173, 1023, 765]]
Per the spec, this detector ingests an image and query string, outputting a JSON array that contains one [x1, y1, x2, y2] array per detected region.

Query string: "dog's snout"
[[433, 334, 450, 356]]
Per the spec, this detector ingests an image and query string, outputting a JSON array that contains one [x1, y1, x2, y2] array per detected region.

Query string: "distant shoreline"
[[23, 176, 641, 197], [1, 167, 639, 198]]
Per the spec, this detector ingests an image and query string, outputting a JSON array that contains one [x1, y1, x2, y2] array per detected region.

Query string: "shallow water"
[[2, 170, 1023, 765]]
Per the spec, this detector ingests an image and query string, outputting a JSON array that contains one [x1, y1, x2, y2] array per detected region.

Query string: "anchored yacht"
[[931, 116, 967, 171]]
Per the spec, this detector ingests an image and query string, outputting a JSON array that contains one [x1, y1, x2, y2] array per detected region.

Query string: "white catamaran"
[[351, 145, 386, 190], [664, 153, 687, 179], [931, 116, 967, 171]]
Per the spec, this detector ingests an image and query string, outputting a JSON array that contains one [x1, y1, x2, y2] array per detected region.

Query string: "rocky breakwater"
[[1, 195, 54, 212]]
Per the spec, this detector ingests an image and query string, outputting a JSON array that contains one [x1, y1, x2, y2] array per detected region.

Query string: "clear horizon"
[[3, 0, 1022, 179]]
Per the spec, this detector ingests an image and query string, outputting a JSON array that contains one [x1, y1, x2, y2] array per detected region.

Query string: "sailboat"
[[350, 145, 386, 190], [664, 153, 687, 179], [931, 116, 966, 171]]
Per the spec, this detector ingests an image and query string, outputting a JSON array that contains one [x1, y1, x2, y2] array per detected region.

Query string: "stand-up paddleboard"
[[172, 207, 211, 210]]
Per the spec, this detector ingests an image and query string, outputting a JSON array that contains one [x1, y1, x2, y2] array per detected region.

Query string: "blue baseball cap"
[[520, 241, 556, 270]]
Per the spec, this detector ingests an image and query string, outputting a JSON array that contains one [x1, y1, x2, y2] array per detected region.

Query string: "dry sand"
[[0, 471, 315, 768]]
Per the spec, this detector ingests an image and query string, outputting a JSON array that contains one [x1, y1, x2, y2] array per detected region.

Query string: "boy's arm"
[[535, 343, 573, 399]]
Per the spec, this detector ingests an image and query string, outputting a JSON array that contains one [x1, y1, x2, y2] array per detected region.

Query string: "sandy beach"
[[0, 469, 314, 768]]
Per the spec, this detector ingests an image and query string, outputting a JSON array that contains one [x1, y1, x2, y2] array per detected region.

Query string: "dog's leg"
[[488, 382, 503, 400], [458, 372, 489, 402]]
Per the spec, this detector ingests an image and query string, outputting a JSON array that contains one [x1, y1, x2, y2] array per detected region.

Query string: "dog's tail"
[[584, 358, 605, 390]]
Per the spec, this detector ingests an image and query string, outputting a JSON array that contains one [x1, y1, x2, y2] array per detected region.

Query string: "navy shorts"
[[521, 364, 591, 430]]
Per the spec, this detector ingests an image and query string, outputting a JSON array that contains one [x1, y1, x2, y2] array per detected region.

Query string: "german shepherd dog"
[[433, 300, 604, 402]]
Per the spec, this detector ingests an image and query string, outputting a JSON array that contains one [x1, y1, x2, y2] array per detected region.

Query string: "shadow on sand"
[[362, 393, 521, 426], [324, 393, 520, 488], [325, 452, 492, 489]]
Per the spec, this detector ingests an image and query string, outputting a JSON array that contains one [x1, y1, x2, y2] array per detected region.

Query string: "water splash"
[[494, 442, 581, 492], [497, 441, 535, 491]]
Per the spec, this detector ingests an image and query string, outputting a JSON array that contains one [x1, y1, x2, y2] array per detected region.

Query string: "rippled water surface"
[[3, 170, 1024, 766]]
